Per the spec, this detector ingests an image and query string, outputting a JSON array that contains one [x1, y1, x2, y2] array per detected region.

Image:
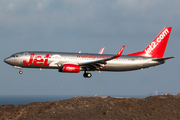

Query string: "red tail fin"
[[128, 27, 172, 58]]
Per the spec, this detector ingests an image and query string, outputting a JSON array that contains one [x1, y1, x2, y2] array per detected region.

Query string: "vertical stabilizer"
[[128, 27, 172, 58]]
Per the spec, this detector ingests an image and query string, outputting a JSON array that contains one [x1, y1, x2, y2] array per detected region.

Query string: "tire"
[[87, 73, 92, 78], [83, 73, 87, 78]]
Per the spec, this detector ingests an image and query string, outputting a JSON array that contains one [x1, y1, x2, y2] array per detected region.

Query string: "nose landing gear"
[[19, 70, 23, 74], [14, 66, 23, 74], [83, 71, 92, 78]]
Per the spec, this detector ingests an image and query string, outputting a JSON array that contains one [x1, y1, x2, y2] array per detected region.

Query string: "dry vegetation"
[[1, 94, 180, 120]]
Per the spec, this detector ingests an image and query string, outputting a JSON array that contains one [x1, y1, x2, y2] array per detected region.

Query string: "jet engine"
[[59, 64, 80, 73]]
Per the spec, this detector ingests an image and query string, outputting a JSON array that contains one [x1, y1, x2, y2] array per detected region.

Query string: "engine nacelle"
[[59, 64, 80, 73]]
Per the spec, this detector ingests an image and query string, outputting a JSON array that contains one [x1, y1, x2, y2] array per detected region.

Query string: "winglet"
[[115, 45, 125, 57], [99, 47, 105, 54]]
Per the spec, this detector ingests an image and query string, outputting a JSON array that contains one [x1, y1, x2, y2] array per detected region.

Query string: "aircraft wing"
[[78, 46, 125, 69]]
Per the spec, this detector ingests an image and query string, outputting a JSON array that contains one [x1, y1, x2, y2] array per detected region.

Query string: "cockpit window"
[[10, 54, 15, 57], [11, 54, 18, 57]]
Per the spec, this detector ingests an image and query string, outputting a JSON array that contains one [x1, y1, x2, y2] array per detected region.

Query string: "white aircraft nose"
[[4, 57, 11, 64]]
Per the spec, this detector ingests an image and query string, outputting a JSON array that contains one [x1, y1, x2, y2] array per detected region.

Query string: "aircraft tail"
[[128, 27, 172, 58]]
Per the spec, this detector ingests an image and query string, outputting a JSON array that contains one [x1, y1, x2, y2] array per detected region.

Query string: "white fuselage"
[[4, 51, 164, 71]]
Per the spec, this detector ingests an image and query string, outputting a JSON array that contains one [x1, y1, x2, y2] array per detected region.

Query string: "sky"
[[0, 0, 180, 96]]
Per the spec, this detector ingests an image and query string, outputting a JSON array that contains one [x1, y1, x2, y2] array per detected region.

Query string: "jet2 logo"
[[23, 53, 51, 66], [145, 28, 169, 55], [49, 54, 61, 67]]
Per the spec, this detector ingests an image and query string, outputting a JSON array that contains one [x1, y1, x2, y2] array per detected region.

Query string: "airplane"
[[4, 27, 174, 78]]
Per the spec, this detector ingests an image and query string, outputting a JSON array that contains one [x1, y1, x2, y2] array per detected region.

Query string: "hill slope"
[[1, 95, 180, 120]]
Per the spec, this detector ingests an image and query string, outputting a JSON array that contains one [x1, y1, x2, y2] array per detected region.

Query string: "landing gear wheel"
[[83, 72, 92, 78], [83, 73, 87, 78], [87, 73, 92, 78], [19, 71, 23, 74]]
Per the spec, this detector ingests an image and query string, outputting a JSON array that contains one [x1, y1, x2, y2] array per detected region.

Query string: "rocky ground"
[[0, 94, 180, 120]]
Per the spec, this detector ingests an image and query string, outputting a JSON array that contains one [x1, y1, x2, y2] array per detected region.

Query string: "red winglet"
[[115, 45, 125, 57], [99, 47, 105, 54]]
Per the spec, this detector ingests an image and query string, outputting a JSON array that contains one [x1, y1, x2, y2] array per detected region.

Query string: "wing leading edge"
[[78, 45, 125, 69]]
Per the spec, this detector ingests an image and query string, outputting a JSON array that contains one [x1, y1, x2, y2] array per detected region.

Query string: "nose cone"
[[4, 57, 11, 64]]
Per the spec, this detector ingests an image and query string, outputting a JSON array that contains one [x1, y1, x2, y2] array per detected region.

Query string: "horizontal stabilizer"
[[153, 56, 175, 61]]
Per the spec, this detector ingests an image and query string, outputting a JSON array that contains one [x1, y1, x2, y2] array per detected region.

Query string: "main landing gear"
[[83, 71, 92, 78]]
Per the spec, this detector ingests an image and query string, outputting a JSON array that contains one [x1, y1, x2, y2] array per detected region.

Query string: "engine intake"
[[59, 64, 80, 73]]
